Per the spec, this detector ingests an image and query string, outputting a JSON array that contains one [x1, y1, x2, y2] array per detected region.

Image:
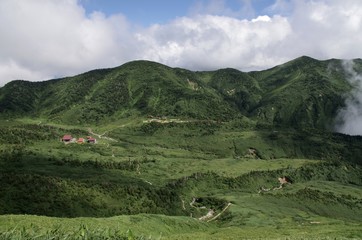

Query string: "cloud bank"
[[335, 60, 362, 135], [1, 0, 362, 86]]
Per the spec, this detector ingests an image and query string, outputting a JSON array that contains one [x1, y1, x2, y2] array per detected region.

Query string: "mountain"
[[0, 56, 360, 129], [1, 56, 362, 239], [249, 56, 354, 129], [0, 61, 238, 124]]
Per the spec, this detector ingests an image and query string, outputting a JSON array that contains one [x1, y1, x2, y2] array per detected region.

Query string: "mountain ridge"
[[1, 57, 362, 239], [0, 56, 360, 130]]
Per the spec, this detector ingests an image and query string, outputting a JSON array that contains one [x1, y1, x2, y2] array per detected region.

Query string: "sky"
[[1, 0, 362, 86]]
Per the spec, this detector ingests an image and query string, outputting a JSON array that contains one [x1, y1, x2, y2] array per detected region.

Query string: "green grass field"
[[1, 214, 361, 239], [1, 118, 362, 239]]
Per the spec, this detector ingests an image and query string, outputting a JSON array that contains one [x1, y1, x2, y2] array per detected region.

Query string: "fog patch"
[[335, 60, 362, 135]]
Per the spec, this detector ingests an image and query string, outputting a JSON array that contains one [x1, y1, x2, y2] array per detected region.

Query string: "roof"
[[62, 135, 72, 140]]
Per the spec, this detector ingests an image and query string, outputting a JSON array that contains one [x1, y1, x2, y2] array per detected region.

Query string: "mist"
[[335, 60, 362, 135]]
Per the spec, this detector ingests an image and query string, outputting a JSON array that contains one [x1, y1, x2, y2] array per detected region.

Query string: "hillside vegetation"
[[0, 56, 358, 128], [0, 56, 362, 239]]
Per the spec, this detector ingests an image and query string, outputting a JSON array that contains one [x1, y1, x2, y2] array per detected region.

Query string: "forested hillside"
[[1, 56, 362, 239], [1, 56, 359, 129]]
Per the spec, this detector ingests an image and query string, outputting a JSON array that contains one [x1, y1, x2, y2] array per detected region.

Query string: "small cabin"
[[77, 138, 85, 144], [62, 135, 72, 142], [87, 136, 97, 144]]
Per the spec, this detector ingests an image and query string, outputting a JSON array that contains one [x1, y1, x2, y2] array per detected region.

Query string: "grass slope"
[[1, 56, 361, 129], [249, 56, 352, 129], [1, 214, 361, 239], [1, 56, 362, 239], [0, 119, 362, 239]]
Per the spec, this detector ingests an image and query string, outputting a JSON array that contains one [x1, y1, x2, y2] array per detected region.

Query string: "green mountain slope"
[[1, 56, 360, 129], [249, 56, 353, 129], [1, 56, 362, 239], [0, 119, 362, 239], [0, 61, 239, 124]]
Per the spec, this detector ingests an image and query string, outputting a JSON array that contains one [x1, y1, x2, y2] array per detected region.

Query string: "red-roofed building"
[[87, 137, 97, 143], [62, 135, 72, 142], [77, 138, 85, 144]]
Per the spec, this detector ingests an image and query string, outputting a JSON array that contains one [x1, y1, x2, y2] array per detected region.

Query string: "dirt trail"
[[198, 209, 215, 221], [143, 118, 191, 124], [207, 203, 232, 222], [258, 177, 291, 193], [88, 128, 117, 142], [198, 203, 232, 222], [188, 198, 231, 222], [143, 118, 223, 124]]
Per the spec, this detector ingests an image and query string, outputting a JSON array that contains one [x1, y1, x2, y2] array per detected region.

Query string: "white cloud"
[[335, 60, 362, 135], [190, 0, 255, 19], [0, 0, 135, 86], [1, 0, 362, 86], [282, 0, 362, 59], [136, 14, 292, 71], [0, 60, 49, 83]]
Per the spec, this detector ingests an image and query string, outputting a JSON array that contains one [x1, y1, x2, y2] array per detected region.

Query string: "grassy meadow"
[[0, 117, 362, 239], [2, 56, 362, 239]]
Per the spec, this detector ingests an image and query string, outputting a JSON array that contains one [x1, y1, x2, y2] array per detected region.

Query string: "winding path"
[[88, 128, 117, 142]]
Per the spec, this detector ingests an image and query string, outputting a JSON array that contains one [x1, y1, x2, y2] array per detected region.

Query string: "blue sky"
[[80, 0, 278, 26], [81, 0, 195, 25], [1, 0, 362, 87]]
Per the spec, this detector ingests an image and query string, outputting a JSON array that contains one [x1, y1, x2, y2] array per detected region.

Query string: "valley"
[[0, 56, 362, 239], [1, 117, 361, 239]]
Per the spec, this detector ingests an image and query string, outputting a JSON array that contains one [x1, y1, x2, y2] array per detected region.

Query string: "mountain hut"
[[62, 135, 72, 142]]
